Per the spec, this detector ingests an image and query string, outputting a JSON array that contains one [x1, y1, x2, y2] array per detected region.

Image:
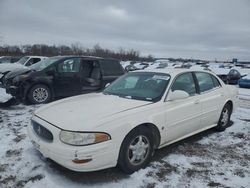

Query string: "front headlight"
[[13, 74, 29, 83], [59, 131, 111, 146]]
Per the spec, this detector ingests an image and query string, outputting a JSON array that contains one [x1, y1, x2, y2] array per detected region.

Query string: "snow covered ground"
[[1, 61, 250, 187], [0, 88, 12, 103], [0, 86, 250, 188]]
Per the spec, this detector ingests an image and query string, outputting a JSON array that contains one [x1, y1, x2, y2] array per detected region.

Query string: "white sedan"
[[28, 69, 238, 174]]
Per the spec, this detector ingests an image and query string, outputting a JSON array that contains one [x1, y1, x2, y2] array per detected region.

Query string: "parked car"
[[125, 64, 140, 72], [133, 62, 149, 70], [0, 56, 21, 64], [1, 56, 125, 104], [0, 56, 47, 78], [212, 68, 241, 84], [226, 69, 242, 84], [17, 56, 47, 66], [156, 62, 168, 69], [28, 69, 237, 173], [238, 74, 250, 88]]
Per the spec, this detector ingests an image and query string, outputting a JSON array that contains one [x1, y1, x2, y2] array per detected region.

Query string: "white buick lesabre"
[[28, 69, 238, 174]]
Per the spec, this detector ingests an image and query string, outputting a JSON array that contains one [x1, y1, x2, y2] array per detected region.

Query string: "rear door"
[[194, 72, 224, 128], [53, 57, 82, 96]]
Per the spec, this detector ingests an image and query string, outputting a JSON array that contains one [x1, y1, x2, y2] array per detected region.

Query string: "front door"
[[53, 57, 82, 97], [163, 72, 202, 143]]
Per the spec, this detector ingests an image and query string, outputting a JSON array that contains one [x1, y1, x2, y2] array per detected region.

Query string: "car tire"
[[215, 103, 232, 132], [118, 127, 154, 174], [28, 84, 51, 104]]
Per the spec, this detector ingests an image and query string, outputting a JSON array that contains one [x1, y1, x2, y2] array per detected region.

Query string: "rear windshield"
[[100, 60, 124, 76]]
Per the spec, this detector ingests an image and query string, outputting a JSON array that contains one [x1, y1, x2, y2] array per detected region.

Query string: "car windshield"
[[103, 72, 170, 102], [30, 57, 60, 71], [17, 56, 29, 65]]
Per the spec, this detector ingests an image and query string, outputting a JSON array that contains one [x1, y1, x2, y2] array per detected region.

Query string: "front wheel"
[[27, 84, 51, 104], [118, 127, 154, 174], [215, 103, 232, 131]]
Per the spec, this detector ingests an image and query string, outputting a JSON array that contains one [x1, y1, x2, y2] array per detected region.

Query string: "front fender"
[[95, 104, 166, 161]]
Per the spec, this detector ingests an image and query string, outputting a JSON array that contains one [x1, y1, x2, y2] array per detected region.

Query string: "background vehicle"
[[125, 64, 140, 72], [0, 56, 47, 78], [17, 56, 47, 66], [239, 74, 250, 88], [211, 68, 242, 84], [226, 69, 242, 84], [1, 56, 124, 104], [28, 69, 237, 173], [0, 56, 21, 64]]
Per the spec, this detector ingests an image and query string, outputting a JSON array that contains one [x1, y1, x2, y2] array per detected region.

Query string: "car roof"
[[24, 56, 48, 58], [134, 68, 215, 77], [51, 55, 118, 61]]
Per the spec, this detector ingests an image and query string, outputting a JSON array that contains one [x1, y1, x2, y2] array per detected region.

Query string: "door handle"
[[194, 100, 200, 104]]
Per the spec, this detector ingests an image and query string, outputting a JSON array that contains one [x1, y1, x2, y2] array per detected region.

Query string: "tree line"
[[0, 43, 154, 61]]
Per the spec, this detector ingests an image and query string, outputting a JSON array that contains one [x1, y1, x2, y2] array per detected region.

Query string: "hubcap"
[[33, 87, 48, 103], [221, 108, 229, 127], [128, 135, 150, 166]]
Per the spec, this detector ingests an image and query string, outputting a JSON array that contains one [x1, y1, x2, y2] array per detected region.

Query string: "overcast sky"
[[0, 0, 250, 60]]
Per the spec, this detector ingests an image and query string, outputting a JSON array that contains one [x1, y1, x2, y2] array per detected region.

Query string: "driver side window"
[[57, 58, 81, 73], [171, 73, 196, 96]]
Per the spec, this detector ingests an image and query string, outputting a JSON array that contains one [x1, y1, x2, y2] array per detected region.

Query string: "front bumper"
[[5, 84, 26, 101], [28, 115, 118, 172], [6, 86, 19, 96]]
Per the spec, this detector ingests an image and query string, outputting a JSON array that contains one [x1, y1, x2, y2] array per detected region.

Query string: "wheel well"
[[129, 123, 161, 149], [226, 100, 233, 112]]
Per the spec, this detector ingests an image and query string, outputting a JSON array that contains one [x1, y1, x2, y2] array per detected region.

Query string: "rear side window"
[[26, 58, 41, 66], [33, 58, 41, 64], [211, 75, 221, 88], [229, 69, 240, 75], [99, 60, 124, 76], [171, 73, 196, 96], [195, 72, 215, 93]]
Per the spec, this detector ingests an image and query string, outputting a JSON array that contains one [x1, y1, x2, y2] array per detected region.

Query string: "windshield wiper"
[[118, 95, 153, 102]]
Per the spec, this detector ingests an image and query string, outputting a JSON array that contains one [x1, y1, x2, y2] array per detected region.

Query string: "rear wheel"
[[28, 84, 51, 104], [215, 103, 232, 131], [118, 127, 154, 174]]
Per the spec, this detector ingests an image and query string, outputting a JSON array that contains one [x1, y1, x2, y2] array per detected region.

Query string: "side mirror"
[[168, 90, 189, 101], [105, 83, 111, 88]]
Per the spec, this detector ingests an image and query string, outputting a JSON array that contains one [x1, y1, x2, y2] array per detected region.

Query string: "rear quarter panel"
[[224, 85, 239, 112]]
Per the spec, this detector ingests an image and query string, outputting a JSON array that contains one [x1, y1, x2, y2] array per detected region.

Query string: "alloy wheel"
[[128, 135, 150, 166], [33, 87, 49, 103]]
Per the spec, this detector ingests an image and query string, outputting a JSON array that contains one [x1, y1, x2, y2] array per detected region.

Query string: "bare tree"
[[0, 43, 154, 61]]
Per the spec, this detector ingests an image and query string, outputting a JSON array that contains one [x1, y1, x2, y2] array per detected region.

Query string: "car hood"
[[35, 93, 152, 131], [4, 67, 32, 80], [0, 63, 29, 72]]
